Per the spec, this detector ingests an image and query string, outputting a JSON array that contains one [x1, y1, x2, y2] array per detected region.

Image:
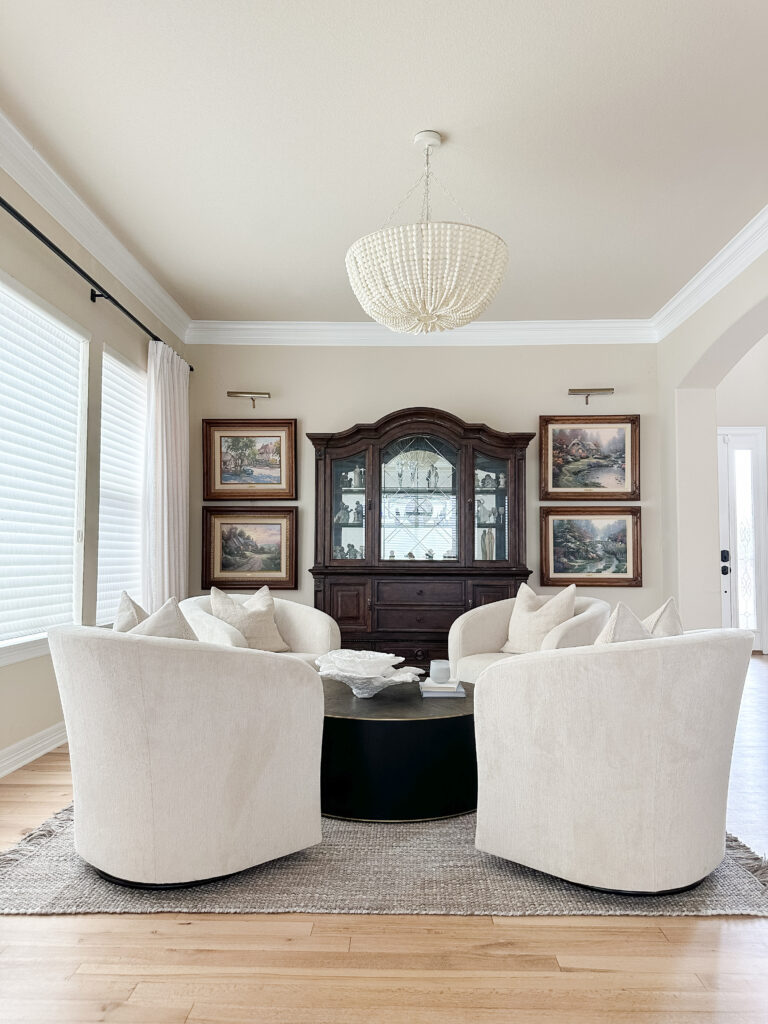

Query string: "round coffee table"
[[320, 678, 477, 821]]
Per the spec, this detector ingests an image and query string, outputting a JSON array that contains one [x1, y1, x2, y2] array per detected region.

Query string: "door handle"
[[721, 565, 730, 575], [721, 549, 730, 562]]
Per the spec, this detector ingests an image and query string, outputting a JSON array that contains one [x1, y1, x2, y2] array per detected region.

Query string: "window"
[[95, 349, 146, 624], [0, 275, 87, 644]]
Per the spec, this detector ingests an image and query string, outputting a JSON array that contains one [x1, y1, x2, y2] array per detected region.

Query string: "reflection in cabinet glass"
[[381, 435, 458, 562], [332, 455, 366, 561], [474, 453, 508, 561]]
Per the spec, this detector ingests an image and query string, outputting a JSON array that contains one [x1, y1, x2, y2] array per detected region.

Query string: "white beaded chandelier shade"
[[345, 132, 508, 335]]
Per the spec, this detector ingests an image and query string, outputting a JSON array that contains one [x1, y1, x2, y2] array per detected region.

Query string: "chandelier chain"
[[381, 172, 426, 228], [382, 144, 474, 228], [431, 171, 473, 224], [420, 145, 432, 223]]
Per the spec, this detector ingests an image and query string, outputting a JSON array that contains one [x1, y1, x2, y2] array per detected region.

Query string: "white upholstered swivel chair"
[[473, 628, 754, 893], [448, 595, 610, 683], [48, 626, 325, 887], [179, 594, 340, 665]]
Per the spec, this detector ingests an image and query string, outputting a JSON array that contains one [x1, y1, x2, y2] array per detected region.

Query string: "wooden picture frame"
[[202, 507, 298, 590], [203, 419, 297, 500], [540, 506, 642, 587], [539, 415, 640, 501]]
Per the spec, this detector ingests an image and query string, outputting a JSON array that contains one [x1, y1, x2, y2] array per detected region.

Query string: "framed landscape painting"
[[203, 419, 297, 500], [540, 506, 642, 587], [539, 415, 640, 500], [202, 507, 298, 590]]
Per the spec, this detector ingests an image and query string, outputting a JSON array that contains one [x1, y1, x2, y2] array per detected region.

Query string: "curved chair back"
[[474, 628, 754, 893], [48, 626, 324, 886]]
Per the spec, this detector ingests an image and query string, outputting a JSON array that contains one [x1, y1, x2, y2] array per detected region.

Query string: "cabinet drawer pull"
[[416, 615, 424, 624], [414, 648, 424, 660], [416, 588, 424, 596]]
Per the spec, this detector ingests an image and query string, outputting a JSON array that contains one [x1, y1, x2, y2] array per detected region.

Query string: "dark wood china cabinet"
[[308, 408, 534, 669]]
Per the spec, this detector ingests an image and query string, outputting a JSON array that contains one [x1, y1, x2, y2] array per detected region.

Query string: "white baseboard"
[[0, 721, 68, 779]]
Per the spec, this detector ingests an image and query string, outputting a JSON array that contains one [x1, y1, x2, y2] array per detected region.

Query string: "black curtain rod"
[[0, 194, 193, 371]]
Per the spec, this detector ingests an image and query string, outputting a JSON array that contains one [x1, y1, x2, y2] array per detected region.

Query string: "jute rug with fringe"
[[1, 806, 767, 916]]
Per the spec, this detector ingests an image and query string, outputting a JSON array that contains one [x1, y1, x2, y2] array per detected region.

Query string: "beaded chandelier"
[[345, 131, 508, 335]]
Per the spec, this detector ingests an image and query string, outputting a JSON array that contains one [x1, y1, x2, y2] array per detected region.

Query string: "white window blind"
[[0, 277, 86, 643], [95, 350, 146, 624]]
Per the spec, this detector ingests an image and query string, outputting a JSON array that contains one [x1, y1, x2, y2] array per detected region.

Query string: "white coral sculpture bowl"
[[316, 649, 424, 698]]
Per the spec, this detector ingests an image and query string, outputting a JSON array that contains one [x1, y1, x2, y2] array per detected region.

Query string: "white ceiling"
[[1, 0, 767, 323]]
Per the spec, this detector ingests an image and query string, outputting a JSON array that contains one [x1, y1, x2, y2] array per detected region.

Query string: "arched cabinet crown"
[[308, 407, 534, 668]]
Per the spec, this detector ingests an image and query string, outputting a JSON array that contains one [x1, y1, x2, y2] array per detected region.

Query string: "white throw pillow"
[[113, 592, 148, 632], [594, 602, 651, 645], [501, 583, 576, 654], [128, 597, 198, 641], [642, 597, 684, 638], [210, 586, 289, 653]]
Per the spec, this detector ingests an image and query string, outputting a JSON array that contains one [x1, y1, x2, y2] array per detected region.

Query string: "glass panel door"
[[473, 453, 508, 561], [380, 435, 458, 561], [332, 453, 367, 561], [718, 427, 767, 650]]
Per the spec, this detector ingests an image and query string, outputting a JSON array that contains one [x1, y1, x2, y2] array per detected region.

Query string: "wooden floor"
[[0, 662, 767, 1022]]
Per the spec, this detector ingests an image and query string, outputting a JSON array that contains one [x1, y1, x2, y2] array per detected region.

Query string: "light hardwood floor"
[[0, 660, 766, 1022]]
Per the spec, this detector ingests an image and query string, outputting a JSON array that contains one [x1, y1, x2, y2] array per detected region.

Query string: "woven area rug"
[[2, 805, 767, 916]]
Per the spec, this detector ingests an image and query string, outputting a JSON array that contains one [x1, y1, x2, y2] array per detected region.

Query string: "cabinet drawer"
[[375, 580, 465, 605], [376, 606, 463, 632]]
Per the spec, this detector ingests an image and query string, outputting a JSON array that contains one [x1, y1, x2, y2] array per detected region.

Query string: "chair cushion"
[[457, 652, 517, 684], [594, 602, 651, 645], [501, 583, 576, 654], [210, 586, 289, 653], [128, 597, 198, 641], [284, 652, 320, 668], [642, 597, 684, 638]]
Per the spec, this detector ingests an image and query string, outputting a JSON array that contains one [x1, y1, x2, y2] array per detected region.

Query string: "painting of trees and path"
[[202, 507, 298, 589], [540, 507, 642, 586], [539, 415, 640, 500]]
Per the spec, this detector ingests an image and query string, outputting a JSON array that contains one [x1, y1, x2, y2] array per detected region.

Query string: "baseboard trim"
[[0, 721, 67, 779]]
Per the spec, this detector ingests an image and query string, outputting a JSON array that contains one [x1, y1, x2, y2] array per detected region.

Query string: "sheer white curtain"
[[142, 340, 190, 611]]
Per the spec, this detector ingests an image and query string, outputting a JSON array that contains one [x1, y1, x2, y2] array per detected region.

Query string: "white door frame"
[[717, 426, 768, 652]]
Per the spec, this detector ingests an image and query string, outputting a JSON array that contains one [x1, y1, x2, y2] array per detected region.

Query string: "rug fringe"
[[0, 803, 74, 874], [726, 832, 768, 888]]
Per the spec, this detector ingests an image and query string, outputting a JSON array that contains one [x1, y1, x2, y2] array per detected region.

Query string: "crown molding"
[[0, 109, 191, 342], [652, 204, 768, 340], [185, 319, 657, 346]]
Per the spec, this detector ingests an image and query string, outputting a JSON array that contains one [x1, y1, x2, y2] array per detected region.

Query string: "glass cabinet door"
[[474, 453, 508, 561], [380, 435, 459, 562], [332, 453, 367, 561]]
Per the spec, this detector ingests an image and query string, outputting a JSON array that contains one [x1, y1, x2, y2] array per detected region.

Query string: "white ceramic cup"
[[430, 659, 451, 683]]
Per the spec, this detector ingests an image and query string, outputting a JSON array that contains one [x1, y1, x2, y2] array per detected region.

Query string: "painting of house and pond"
[[221, 436, 281, 484], [539, 416, 640, 500]]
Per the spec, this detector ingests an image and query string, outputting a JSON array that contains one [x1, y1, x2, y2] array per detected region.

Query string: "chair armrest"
[[274, 600, 341, 654], [448, 599, 515, 675], [539, 599, 611, 649]]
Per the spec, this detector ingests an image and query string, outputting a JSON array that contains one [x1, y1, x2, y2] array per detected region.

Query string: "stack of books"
[[419, 676, 466, 699]]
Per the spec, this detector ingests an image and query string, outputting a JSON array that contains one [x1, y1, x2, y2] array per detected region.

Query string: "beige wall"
[[657, 249, 768, 627], [0, 169, 184, 750], [189, 342, 663, 615], [716, 331, 768, 425]]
